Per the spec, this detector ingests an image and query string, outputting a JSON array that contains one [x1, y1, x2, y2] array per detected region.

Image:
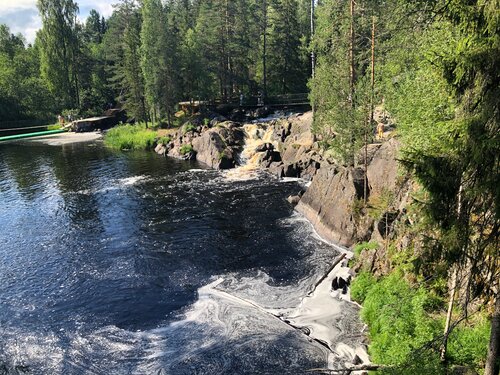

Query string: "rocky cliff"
[[245, 112, 406, 248], [154, 111, 408, 250]]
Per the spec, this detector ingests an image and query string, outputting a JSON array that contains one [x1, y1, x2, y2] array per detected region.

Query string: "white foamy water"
[[224, 124, 277, 181]]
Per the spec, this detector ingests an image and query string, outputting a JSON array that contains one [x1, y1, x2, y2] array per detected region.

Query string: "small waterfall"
[[224, 123, 277, 181]]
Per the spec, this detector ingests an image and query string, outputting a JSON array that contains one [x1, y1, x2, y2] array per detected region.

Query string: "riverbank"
[[139, 111, 490, 374]]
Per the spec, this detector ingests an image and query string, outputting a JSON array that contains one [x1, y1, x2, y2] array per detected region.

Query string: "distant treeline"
[[0, 0, 313, 125]]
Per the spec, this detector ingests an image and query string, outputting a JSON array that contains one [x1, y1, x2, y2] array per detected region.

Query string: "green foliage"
[[182, 123, 197, 134], [37, 0, 80, 108], [141, 0, 178, 126], [158, 136, 172, 145], [104, 123, 157, 151], [180, 144, 194, 155], [350, 271, 376, 303], [448, 318, 491, 369], [354, 266, 489, 373], [368, 189, 396, 220], [360, 271, 442, 365], [353, 241, 379, 257], [46, 124, 62, 130]]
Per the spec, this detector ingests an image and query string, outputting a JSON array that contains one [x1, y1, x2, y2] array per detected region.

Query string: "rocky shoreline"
[[153, 111, 407, 253]]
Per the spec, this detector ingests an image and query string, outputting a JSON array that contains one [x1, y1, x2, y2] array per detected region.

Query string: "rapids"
[[0, 134, 367, 374]]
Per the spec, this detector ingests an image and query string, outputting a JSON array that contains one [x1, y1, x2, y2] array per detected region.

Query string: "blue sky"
[[0, 0, 114, 44]]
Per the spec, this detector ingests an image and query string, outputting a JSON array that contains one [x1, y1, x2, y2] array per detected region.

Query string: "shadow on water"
[[0, 141, 339, 374]]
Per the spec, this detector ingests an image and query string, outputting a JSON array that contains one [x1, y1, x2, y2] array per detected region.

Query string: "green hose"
[[0, 129, 65, 142]]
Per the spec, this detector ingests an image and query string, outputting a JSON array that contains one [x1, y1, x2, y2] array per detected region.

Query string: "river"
[[0, 138, 365, 374]]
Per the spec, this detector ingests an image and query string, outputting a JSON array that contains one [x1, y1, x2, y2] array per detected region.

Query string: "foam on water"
[[0, 141, 369, 374]]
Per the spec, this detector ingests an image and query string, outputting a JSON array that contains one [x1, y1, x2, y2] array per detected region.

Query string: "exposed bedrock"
[[262, 113, 403, 248]]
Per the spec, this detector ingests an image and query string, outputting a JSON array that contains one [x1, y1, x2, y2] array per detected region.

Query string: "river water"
[[0, 139, 365, 374]]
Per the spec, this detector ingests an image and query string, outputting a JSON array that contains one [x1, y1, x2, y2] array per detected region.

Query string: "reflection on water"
[[0, 141, 364, 374]]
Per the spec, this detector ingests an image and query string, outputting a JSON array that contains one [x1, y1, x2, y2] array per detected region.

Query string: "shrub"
[[353, 241, 379, 257], [180, 144, 194, 155], [182, 122, 197, 134], [159, 136, 172, 145], [448, 317, 490, 369], [360, 270, 442, 365], [104, 123, 157, 151], [351, 271, 376, 303]]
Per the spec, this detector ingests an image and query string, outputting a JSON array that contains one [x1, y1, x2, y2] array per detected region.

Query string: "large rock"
[[296, 166, 368, 247], [191, 125, 244, 169], [367, 137, 400, 196]]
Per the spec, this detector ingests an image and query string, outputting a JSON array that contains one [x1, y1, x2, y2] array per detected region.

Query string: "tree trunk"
[[485, 294, 500, 375], [349, 0, 355, 108], [370, 16, 375, 130], [310, 0, 315, 79], [364, 16, 375, 204], [262, 0, 267, 99], [441, 267, 458, 361]]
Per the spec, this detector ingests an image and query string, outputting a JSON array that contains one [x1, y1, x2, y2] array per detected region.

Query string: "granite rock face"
[[192, 125, 244, 169], [296, 167, 367, 247]]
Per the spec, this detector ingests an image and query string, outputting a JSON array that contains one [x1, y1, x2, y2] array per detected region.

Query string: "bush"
[[448, 317, 490, 369], [351, 271, 376, 303], [182, 122, 197, 134], [104, 123, 157, 151], [360, 270, 442, 365], [353, 241, 379, 257], [180, 144, 194, 155], [159, 136, 172, 145]]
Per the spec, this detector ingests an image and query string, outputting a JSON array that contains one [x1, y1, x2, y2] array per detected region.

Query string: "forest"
[[0, 0, 498, 374], [0, 0, 313, 125]]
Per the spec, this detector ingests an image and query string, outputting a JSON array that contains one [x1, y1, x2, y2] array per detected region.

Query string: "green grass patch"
[[47, 124, 62, 131], [104, 123, 157, 151], [353, 241, 379, 257]]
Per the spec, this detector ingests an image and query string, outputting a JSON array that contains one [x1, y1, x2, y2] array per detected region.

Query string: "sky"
[[0, 0, 115, 44]]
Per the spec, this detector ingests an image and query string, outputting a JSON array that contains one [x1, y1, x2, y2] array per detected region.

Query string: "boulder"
[[191, 126, 244, 169], [228, 108, 246, 122], [367, 137, 400, 196], [287, 195, 301, 206], [296, 166, 368, 247], [255, 143, 274, 153], [155, 143, 167, 156]]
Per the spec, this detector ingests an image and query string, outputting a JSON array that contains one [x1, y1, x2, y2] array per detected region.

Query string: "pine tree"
[[267, 0, 306, 95], [104, 0, 147, 122]]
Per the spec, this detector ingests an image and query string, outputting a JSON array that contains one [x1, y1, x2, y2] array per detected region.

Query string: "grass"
[[46, 123, 63, 131], [104, 123, 157, 151]]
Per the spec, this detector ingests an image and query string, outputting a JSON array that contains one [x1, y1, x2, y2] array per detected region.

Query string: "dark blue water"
[[0, 140, 344, 374]]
